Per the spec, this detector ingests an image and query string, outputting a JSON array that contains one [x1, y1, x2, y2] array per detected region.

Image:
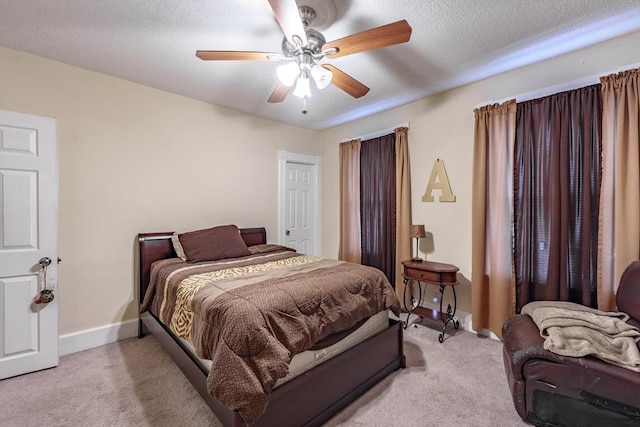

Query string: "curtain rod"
[[342, 122, 410, 143], [476, 61, 640, 108]]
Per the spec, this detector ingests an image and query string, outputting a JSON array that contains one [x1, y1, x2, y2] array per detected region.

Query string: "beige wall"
[[0, 47, 321, 335], [1, 31, 638, 337], [319, 32, 640, 315]]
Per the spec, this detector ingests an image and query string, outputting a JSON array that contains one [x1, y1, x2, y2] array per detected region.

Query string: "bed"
[[138, 226, 405, 427]]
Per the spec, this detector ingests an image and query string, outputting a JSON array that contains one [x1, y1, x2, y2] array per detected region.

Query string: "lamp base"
[[411, 257, 423, 263]]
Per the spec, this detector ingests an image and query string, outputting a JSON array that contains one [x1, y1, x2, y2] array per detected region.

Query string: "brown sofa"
[[502, 260, 640, 427]]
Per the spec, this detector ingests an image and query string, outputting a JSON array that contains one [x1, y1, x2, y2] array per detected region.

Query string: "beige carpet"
[[0, 322, 527, 426]]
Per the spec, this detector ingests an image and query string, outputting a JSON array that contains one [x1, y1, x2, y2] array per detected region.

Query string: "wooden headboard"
[[137, 227, 267, 305]]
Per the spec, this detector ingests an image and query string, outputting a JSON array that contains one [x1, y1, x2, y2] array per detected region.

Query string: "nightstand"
[[401, 260, 460, 342]]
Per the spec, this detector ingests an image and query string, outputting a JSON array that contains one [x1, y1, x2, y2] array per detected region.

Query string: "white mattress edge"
[[175, 310, 391, 388]]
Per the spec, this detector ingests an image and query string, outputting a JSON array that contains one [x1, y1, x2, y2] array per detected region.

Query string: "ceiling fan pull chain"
[[302, 97, 308, 115]]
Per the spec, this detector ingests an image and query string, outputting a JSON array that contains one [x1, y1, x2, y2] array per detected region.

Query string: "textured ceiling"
[[1, 0, 639, 130]]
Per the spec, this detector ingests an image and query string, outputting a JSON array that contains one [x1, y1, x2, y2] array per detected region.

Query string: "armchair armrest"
[[502, 313, 566, 380]]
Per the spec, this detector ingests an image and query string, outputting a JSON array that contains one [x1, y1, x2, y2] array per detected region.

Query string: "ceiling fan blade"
[[268, 82, 294, 103], [196, 51, 282, 61], [323, 20, 412, 59], [322, 65, 370, 98], [268, 0, 308, 47]]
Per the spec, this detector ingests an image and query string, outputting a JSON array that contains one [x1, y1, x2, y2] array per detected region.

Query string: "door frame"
[[277, 151, 321, 255]]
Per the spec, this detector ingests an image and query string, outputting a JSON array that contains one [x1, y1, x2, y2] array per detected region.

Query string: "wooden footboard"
[[141, 311, 404, 427], [138, 229, 405, 426]]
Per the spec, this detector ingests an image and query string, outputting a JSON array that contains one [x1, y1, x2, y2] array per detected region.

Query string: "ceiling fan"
[[195, 0, 412, 107]]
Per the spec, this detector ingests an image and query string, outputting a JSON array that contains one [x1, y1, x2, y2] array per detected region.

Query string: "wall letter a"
[[422, 159, 456, 202]]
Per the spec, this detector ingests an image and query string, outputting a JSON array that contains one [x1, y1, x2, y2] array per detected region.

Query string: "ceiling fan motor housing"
[[281, 28, 326, 58]]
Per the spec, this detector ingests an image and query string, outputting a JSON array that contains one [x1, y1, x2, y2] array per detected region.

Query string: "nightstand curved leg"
[[438, 284, 458, 342], [402, 277, 423, 329], [451, 286, 459, 329], [402, 277, 410, 329], [438, 285, 445, 322]]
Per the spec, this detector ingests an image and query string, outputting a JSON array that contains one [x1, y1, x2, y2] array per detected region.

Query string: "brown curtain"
[[598, 68, 640, 310], [514, 84, 602, 311], [471, 100, 516, 338], [394, 127, 412, 303], [338, 139, 362, 263], [360, 133, 396, 283]]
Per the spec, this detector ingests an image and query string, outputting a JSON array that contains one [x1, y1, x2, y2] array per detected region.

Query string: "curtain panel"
[[360, 134, 396, 284], [471, 100, 517, 338], [338, 139, 362, 263], [394, 127, 412, 303], [598, 68, 640, 310], [513, 84, 602, 311]]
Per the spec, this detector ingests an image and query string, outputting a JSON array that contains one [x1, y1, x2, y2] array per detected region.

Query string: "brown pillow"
[[178, 225, 251, 263]]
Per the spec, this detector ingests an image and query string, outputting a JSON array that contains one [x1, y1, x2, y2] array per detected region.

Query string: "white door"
[[0, 110, 58, 379], [284, 162, 316, 255]]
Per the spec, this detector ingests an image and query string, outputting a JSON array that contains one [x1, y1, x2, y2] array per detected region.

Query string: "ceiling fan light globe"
[[311, 65, 333, 90], [277, 62, 300, 87], [293, 76, 312, 98]]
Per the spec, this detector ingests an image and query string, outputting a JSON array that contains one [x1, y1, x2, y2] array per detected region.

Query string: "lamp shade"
[[410, 224, 426, 239], [310, 65, 333, 90], [293, 72, 311, 98], [277, 61, 300, 87]]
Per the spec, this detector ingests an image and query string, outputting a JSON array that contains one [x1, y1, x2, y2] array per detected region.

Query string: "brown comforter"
[[140, 245, 400, 424]]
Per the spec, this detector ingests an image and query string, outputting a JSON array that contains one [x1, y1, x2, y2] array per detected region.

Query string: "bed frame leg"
[[138, 317, 149, 338]]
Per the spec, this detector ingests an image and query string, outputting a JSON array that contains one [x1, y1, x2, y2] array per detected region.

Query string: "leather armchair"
[[502, 261, 640, 427]]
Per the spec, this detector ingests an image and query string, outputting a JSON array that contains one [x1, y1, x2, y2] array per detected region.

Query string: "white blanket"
[[522, 301, 640, 372]]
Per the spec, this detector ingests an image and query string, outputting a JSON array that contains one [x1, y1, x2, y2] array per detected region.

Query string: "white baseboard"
[[58, 318, 139, 356]]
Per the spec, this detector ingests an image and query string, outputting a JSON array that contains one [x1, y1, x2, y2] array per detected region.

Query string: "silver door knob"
[[285, 230, 290, 236]]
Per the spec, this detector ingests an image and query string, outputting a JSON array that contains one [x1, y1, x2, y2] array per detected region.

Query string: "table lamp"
[[410, 224, 426, 262]]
